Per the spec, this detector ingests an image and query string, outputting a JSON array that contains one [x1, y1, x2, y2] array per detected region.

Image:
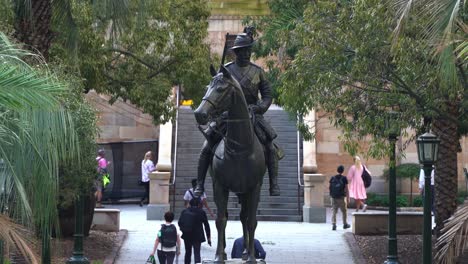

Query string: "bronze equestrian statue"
[[194, 28, 282, 263], [194, 64, 266, 263], [194, 28, 281, 198]]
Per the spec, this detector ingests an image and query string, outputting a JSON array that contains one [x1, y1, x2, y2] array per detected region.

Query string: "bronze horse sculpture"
[[194, 65, 266, 263]]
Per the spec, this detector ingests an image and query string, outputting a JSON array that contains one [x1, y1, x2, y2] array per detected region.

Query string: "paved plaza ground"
[[111, 204, 358, 264]]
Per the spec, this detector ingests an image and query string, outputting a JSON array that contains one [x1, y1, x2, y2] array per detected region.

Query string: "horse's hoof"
[[245, 256, 257, 264], [214, 253, 227, 263]]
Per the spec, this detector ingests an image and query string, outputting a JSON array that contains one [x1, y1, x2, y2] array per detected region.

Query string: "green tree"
[[254, 0, 467, 236], [0, 0, 212, 122], [388, 0, 468, 235]]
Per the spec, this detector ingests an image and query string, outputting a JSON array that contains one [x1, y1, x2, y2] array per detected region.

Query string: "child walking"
[[329, 165, 351, 230], [150, 211, 181, 264]]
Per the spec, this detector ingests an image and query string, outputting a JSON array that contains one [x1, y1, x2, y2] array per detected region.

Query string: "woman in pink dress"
[[347, 156, 370, 212]]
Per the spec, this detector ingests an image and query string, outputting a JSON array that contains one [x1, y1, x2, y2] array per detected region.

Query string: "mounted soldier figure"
[[194, 26, 283, 197]]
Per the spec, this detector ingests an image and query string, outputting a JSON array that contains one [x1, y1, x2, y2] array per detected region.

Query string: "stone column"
[[303, 110, 317, 174], [302, 110, 326, 222], [303, 174, 327, 222], [147, 119, 173, 220], [147, 171, 171, 220]]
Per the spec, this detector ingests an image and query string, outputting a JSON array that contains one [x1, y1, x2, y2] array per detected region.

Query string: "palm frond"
[[435, 204, 468, 264], [0, 65, 65, 110], [390, 0, 415, 46], [456, 40, 468, 61], [52, 0, 79, 61], [0, 215, 38, 264], [0, 33, 80, 262], [92, 0, 131, 44]]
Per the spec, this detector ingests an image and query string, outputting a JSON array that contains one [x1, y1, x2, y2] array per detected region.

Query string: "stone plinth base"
[[352, 211, 424, 235], [92, 208, 120, 232], [147, 204, 170, 220], [202, 260, 266, 264], [303, 205, 326, 223]]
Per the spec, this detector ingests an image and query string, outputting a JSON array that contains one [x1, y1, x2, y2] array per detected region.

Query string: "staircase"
[[170, 106, 303, 221]]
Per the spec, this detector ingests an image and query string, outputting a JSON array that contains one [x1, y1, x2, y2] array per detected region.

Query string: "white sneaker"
[[362, 204, 368, 212]]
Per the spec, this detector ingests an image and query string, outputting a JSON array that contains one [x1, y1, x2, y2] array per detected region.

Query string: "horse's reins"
[[199, 68, 258, 158], [198, 110, 256, 159]]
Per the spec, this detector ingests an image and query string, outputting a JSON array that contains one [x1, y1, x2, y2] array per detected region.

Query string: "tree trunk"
[[432, 102, 459, 236], [13, 0, 53, 60]]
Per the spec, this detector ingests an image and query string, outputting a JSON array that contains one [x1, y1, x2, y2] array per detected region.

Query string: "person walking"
[[150, 211, 181, 264], [419, 167, 435, 214], [178, 198, 211, 264], [95, 149, 109, 208], [184, 178, 215, 218], [347, 156, 370, 212], [329, 165, 351, 230], [141, 151, 155, 207]]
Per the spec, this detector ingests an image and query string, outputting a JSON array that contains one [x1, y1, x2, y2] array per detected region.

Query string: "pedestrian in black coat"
[[178, 198, 211, 264]]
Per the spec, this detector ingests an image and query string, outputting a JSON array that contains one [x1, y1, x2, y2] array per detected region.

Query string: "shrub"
[[366, 193, 389, 206], [396, 195, 409, 207], [412, 196, 423, 207]]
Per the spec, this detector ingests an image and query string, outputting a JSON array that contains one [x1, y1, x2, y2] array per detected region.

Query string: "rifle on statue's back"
[[210, 32, 232, 76]]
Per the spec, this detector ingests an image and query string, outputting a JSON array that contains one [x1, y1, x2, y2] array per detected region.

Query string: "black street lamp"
[[384, 112, 400, 264], [416, 132, 440, 264], [67, 194, 90, 264]]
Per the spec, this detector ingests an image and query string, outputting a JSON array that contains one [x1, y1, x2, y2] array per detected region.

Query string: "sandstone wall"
[[85, 90, 159, 143], [314, 112, 468, 193]]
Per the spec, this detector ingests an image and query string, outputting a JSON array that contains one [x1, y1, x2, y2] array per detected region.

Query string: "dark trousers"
[[141, 181, 149, 202], [184, 239, 201, 264], [157, 250, 176, 264]]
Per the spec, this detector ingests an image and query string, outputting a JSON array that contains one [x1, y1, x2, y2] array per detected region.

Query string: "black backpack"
[[159, 224, 177, 248], [330, 176, 346, 198], [178, 208, 197, 233], [361, 165, 372, 188]]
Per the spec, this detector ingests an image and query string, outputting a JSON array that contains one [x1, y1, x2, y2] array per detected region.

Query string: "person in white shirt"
[[419, 167, 435, 213], [141, 151, 156, 207], [184, 179, 214, 218]]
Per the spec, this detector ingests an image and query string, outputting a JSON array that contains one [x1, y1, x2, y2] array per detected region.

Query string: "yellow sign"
[[181, 100, 193, 106]]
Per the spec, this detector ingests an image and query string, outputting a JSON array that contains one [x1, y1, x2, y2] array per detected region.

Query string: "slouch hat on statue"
[[230, 26, 255, 50]]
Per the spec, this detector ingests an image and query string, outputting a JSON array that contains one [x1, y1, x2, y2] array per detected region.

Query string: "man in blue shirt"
[[231, 236, 266, 260]]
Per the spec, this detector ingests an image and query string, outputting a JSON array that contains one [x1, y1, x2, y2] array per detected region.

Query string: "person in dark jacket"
[[178, 198, 211, 264], [231, 236, 266, 260]]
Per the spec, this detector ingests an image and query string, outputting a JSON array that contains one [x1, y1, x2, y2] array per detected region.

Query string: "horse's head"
[[194, 65, 240, 125]]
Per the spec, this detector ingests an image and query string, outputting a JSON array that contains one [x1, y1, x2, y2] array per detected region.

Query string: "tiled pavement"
[[112, 204, 357, 264]]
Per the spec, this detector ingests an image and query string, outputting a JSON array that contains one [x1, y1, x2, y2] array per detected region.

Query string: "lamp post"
[[67, 194, 89, 264], [384, 112, 400, 264], [416, 132, 440, 264]]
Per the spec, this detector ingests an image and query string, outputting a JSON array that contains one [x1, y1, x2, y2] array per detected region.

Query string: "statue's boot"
[[194, 148, 212, 197], [267, 145, 280, 196]]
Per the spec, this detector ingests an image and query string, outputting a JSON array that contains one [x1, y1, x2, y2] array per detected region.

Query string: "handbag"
[[146, 255, 156, 264], [361, 165, 372, 188], [102, 173, 111, 188]]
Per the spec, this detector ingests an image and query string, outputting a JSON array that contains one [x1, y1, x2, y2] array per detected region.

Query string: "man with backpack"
[[329, 165, 351, 231], [178, 198, 211, 264], [150, 211, 181, 264], [184, 178, 215, 218]]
